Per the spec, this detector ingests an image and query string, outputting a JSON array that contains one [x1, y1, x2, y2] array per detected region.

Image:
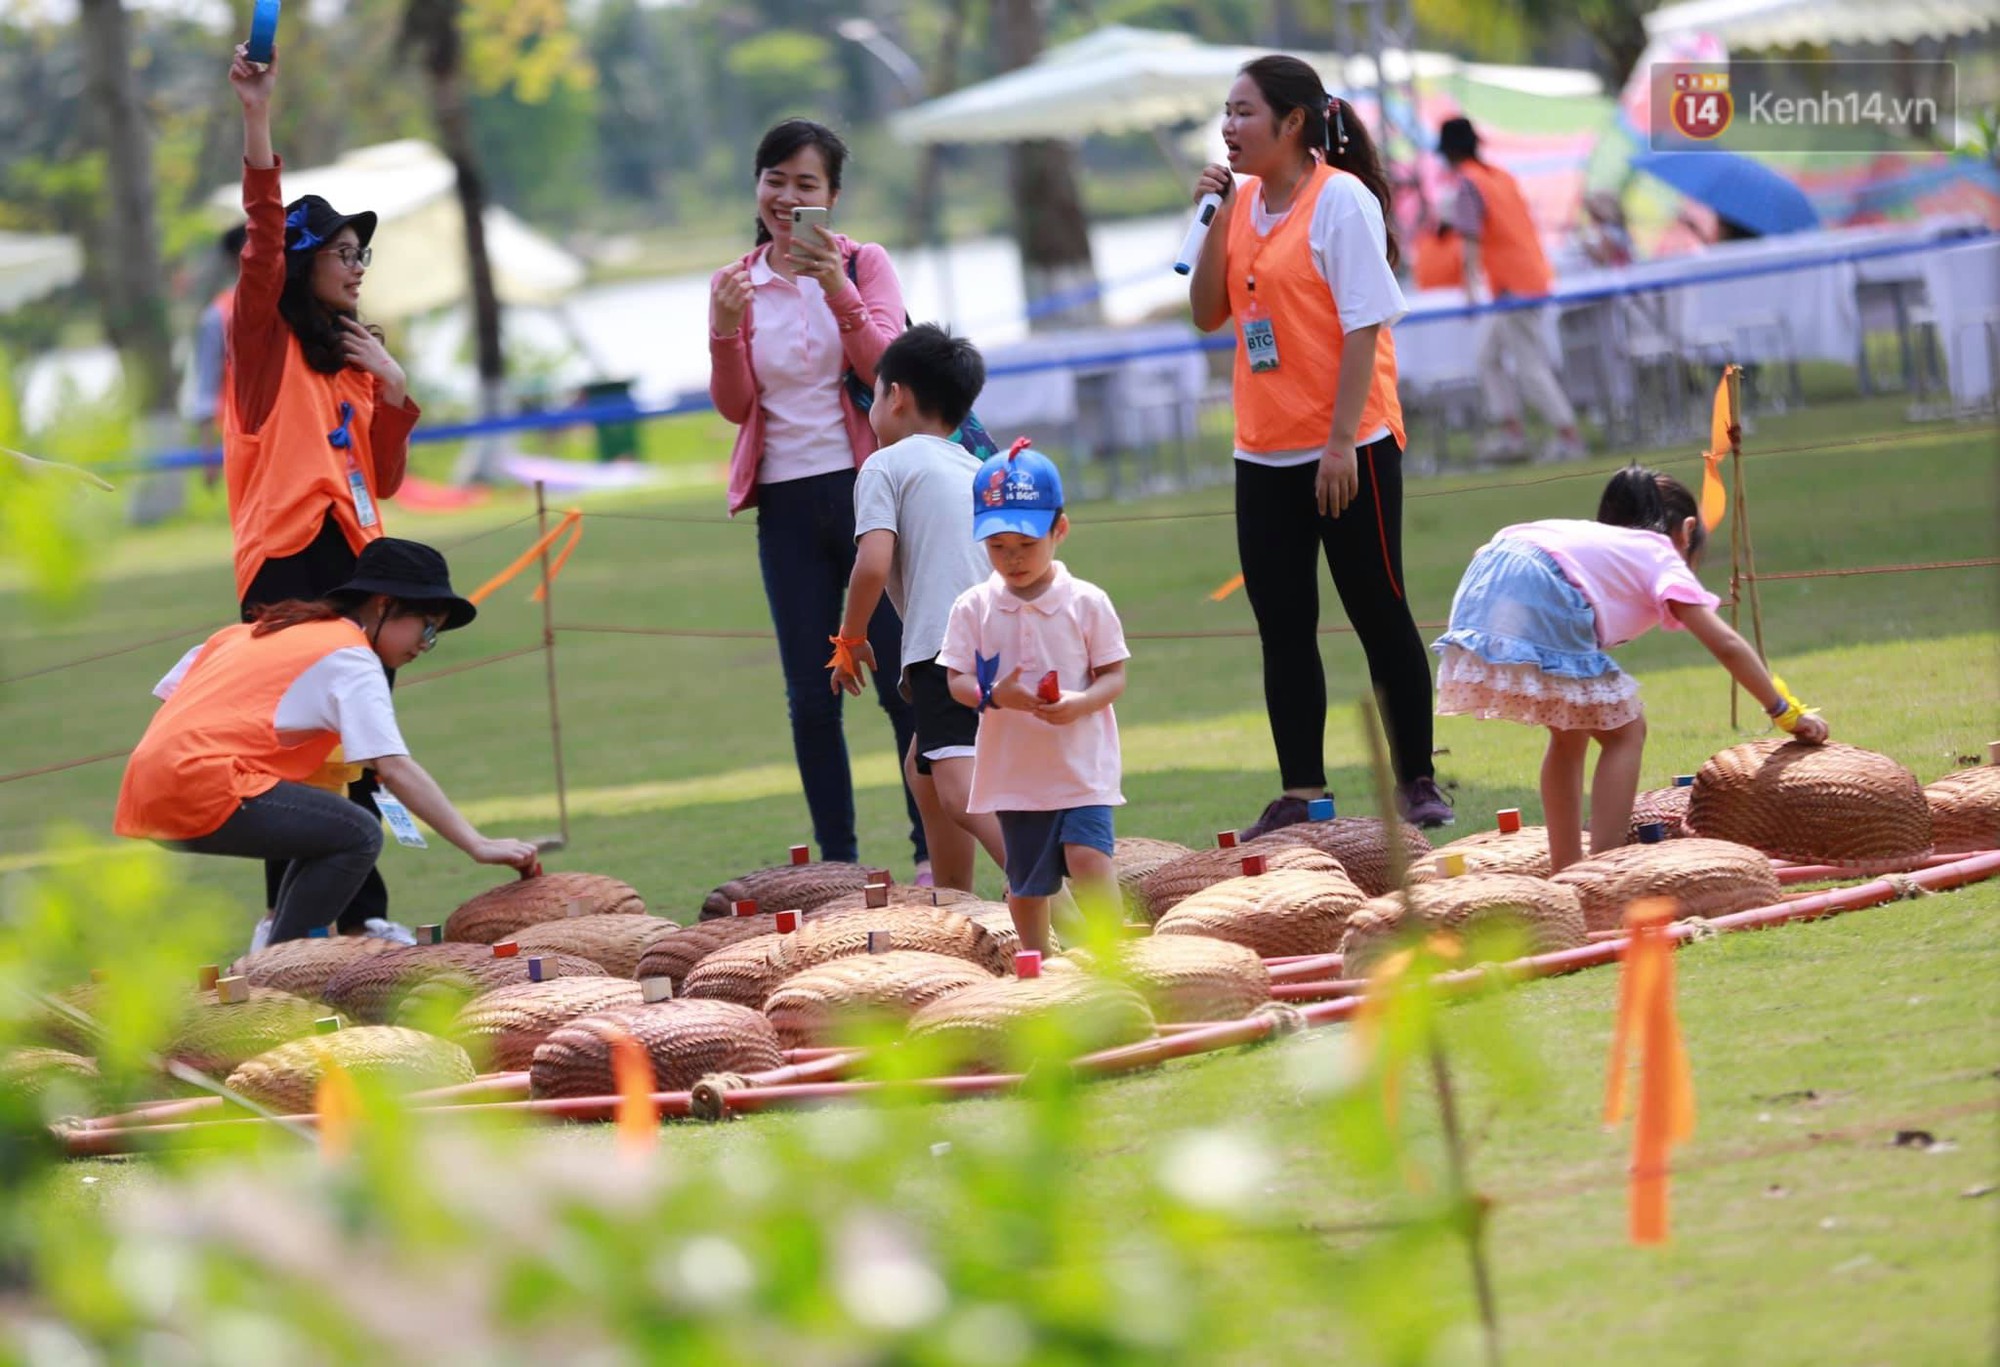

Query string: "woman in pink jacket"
[[708, 118, 926, 875]]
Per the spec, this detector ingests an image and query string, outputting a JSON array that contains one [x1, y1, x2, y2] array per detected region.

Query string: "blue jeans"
[[755, 469, 925, 865]]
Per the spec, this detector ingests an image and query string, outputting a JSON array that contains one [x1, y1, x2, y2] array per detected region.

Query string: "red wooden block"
[[1014, 950, 1042, 980], [790, 844, 811, 865], [731, 899, 759, 918], [776, 909, 801, 933], [1240, 854, 1267, 877], [492, 940, 519, 958], [1216, 830, 1239, 849], [1496, 808, 1522, 834]]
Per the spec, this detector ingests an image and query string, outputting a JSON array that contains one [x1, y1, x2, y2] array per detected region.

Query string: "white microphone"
[[1173, 193, 1224, 275]]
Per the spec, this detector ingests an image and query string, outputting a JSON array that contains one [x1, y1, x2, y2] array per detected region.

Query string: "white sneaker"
[[249, 916, 274, 955], [360, 917, 419, 947]]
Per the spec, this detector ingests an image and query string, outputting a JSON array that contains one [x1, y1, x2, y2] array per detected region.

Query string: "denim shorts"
[[1431, 538, 1618, 679], [996, 805, 1116, 898]]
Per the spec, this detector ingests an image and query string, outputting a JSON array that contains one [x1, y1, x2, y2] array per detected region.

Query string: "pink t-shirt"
[[1501, 519, 1720, 648], [745, 248, 857, 485], [938, 563, 1130, 814]]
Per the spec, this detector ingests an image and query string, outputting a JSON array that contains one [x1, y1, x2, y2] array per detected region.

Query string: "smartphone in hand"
[[789, 205, 830, 259]]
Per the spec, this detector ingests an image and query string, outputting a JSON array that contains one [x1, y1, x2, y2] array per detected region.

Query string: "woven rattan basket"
[[1137, 844, 1343, 921], [449, 977, 645, 1071], [1250, 817, 1436, 898], [171, 987, 350, 1075], [528, 1000, 785, 1100], [1924, 766, 2000, 855], [1071, 935, 1271, 1023], [683, 907, 1014, 1008], [1629, 786, 1694, 842], [225, 1026, 477, 1114], [762, 951, 996, 1049], [0, 1047, 98, 1100], [1112, 837, 1195, 914], [954, 902, 1028, 959], [633, 913, 782, 989], [1688, 740, 1933, 868], [507, 914, 680, 979], [1152, 869, 1368, 958], [227, 935, 401, 1000], [1341, 874, 1587, 976], [317, 944, 501, 1023], [394, 952, 608, 1024], [1551, 838, 1780, 932], [1430, 827, 1586, 880], [445, 873, 646, 944], [810, 885, 980, 916], [700, 862, 871, 921], [905, 974, 1156, 1072]]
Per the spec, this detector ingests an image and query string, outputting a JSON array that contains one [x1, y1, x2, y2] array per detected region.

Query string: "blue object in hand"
[[247, 0, 281, 63], [974, 651, 1000, 712]]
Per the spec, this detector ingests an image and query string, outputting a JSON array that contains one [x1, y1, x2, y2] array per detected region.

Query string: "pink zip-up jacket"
[[708, 234, 906, 515]]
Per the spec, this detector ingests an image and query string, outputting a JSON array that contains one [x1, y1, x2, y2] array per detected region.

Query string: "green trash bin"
[[580, 379, 640, 463]]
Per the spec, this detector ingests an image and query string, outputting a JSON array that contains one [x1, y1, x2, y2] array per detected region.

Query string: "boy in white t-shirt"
[[830, 324, 1006, 891], [938, 445, 1129, 955]]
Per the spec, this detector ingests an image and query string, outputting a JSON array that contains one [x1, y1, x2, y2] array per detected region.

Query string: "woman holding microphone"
[[1187, 55, 1452, 839], [115, 540, 539, 946]]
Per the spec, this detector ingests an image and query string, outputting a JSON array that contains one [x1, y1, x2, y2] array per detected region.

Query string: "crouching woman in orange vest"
[[114, 540, 539, 945], [1188, 55, 1451, 838]]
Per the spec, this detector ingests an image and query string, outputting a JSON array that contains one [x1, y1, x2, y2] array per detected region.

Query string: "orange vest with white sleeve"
[[114, 618, 368, 842], [1224, 161, 1405, 454], [223, 331, 384, 602]]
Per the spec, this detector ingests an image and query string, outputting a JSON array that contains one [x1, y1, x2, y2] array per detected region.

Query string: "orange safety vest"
[[223, 330, 384, 602], [1412, 228, 1465, 291], [1224, 162, 1405, 454], [114, 618, 369, 842], [1454, 159, 1552, 299]]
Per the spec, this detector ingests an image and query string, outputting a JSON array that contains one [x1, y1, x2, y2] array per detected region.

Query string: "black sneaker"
[[1240, 795, 1312, 843], [1398, 777, 1456, 829]]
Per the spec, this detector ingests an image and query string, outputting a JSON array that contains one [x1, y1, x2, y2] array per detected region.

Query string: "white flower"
[[1156, 1128, 1275, 1212]]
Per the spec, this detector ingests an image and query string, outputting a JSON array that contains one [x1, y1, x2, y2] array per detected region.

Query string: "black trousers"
[[239, 509, 389, 930], [1233, 436, 1436, 790], [172, 782, 383, 943]]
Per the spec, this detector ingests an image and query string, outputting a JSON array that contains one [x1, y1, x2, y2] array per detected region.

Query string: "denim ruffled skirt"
[[1431, 538, 1643, 731]]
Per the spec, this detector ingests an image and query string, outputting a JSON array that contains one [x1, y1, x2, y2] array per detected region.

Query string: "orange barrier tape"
[[1603, 898, 1695, 1245], [468, 510, 583, 606]]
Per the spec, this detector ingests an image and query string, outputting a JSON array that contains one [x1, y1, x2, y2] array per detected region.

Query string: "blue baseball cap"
[[972, 441, 1065, 540]]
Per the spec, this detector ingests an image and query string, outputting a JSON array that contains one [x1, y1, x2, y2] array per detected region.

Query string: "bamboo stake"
[[534, 481, 572, 847]]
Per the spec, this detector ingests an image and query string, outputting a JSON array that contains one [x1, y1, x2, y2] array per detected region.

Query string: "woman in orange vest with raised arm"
[[1438, 115, 1585, 462], [116, 540, 539, 946], [224, 41, 421, 942], [1187, 55, 1452, 839]]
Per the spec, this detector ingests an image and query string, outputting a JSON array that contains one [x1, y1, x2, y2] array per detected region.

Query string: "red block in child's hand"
[[1037, 670, 1061, 703]]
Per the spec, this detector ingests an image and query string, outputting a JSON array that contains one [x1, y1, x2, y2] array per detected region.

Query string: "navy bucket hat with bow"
[[283, 194, 378, 255]]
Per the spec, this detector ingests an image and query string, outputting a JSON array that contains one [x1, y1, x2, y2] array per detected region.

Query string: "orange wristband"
[[826, 635, 867, 675]]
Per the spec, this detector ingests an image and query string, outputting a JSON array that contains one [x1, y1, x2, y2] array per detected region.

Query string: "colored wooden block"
[[1216, 830, 1238, 849], [641, 977, 674, 1003], [867, 931, 892, 954], [776, 910, 801, 933], [1496, 808, 1522, 834], [1637, 822, 1668, 844], [418, 924, 442, 944], [198, 965, 220, 992], [1673, 774, 1696, 787], [492, 940, 519, 958], [1014, 950, 1042, 979], [216, 976, 250, 1005], [1435, 852, 1468, 879], [1306, 797, 1336, 821], [731, 899, 759, 918], [1240, 854, 1267, 877], [527, 956, 546, 982], [864, 884, 890, 909], [789, 844, 811, 865], [314, 1017, 341, 1034]]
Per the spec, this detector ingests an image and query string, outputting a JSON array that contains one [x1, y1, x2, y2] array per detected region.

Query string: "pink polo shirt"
[[744, 250, 856, 485], [938, 563, 1130, 815], [1501, 519, 1720, 648]]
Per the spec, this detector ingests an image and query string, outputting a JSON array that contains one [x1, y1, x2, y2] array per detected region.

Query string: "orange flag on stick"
[[468, 510, 585, 606], [1698, 369, 1737, 532], [315, 1059, 361, 1166], [1603, 898, 1695, 1244], [609, 1027, 657, 1158]]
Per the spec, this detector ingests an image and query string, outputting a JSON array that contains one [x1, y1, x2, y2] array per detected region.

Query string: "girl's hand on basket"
[[1315, 445, 1359, 518], [472, 838, 540, 869], [1790, 713, 1829, 745]]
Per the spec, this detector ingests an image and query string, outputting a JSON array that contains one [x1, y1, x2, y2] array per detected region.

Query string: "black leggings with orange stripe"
[[1234, 435, 1436, 790]]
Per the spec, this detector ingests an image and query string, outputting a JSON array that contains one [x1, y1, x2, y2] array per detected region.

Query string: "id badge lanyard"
[[1239, 217, 1282, 374], [328, 401, 378, 529]]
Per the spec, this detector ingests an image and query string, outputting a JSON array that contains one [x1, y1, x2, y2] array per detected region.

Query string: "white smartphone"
[[790, 205, 831, 244]]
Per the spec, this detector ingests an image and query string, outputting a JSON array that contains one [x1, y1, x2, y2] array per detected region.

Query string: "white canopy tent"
[[206, 140, 584, 322], [1644, 0, 1997, 47], [888, 25, 1600, 145], [0, 231, 83, 313]]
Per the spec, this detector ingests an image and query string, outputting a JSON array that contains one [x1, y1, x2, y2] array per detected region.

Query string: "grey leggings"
[[172, 782, 383, 943]]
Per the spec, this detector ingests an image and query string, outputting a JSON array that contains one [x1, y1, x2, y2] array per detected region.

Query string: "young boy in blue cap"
[[938, 442, 1130, 954]]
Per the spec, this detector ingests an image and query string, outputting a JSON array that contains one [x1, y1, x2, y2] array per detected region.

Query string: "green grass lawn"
[[6, 395, 1997, 1358]]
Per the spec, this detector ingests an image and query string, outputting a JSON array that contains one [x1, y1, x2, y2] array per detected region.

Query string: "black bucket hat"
[[1438, 116, 1481, 161], [330, 538, 477, 631], [283, 194, 378, 256]]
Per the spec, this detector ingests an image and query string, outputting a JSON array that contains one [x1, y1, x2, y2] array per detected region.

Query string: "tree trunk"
[[992, 0, 1100, 331], [403, 0, 509, 480], [77, 0, 175, 414]]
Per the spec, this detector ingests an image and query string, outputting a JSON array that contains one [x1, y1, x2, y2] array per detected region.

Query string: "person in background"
[[115, 540, 539, 945], [1433, 466, 1829, 872], [1411, 219, 1464, 291], [1187, 54, 1454, 838], [708, 118, 929, 879], [180, 223, 247, 487], [941, 445, 1129, 956], [226, 41, 420, 946], [1576, 191, 1634, 269], [830, 325, 1007, 893], [1438, 115, 1587, 463]]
